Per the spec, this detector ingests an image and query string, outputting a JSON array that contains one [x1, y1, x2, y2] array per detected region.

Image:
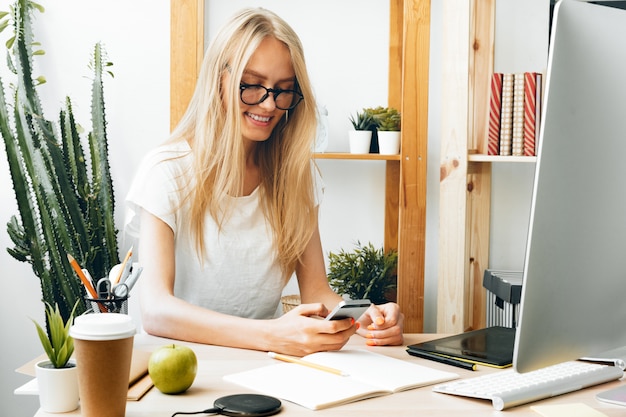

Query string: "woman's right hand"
[[265, 303, 358, 356]]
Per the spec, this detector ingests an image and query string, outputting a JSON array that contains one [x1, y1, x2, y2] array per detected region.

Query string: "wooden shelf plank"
[[468, 154, 537, 163], [314, 152, 401, 161]]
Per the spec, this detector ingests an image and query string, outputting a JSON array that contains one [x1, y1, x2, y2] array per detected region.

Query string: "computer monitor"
[[513, 0, 626, 374]]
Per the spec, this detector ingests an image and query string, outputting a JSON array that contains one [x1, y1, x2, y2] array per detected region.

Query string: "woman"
[[126, 7, 403, 356]]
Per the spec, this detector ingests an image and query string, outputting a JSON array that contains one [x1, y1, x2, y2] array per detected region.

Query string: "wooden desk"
[[32, 333, 626, 416]]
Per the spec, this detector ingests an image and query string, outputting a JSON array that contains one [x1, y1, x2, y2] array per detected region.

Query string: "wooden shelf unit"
[[170, 0, 431, 332], [438, 0, 497, 333], [438, 0, 546, 333]]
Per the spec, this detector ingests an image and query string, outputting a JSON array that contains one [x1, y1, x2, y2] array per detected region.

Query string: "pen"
[[114, 246, 133, 285], [124, 265, 143, 292], [408, 350, 477, 371], [268, 352, 349, 376]]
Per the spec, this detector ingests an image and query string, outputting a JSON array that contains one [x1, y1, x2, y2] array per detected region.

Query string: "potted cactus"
[[348, 110, 377, 154], [0, 0, 120, 324]]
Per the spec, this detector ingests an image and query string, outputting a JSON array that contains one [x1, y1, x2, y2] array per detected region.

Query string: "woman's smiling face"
[[234, 36, 296, 144]]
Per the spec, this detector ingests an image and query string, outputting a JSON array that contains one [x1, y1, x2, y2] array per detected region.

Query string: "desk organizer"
[[84, 295, 128, 314], [483, 270, 522, 328]]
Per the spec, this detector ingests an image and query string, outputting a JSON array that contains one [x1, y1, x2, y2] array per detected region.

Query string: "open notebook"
[[224, 349, 458, 410]]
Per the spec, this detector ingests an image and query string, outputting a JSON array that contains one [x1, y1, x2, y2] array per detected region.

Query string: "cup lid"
[[70, 313, 136, 341]]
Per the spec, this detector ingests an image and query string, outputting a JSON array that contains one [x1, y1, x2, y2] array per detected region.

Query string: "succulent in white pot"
[[32, 301, 80, 413]]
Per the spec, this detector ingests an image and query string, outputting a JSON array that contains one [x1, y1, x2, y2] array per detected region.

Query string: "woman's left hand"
[[357, 303, 404, 346]]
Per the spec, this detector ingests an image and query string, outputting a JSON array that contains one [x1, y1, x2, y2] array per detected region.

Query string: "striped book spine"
[[534, 73, 543, 155], [523, 72, 538, 156], [487, 73, 503, 155], [499, 73, 514, 156], [511, 73, 525, 156]]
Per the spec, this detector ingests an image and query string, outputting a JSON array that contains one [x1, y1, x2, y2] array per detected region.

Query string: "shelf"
[[313, 152, 401, 161], [468, 154, 537, 163]]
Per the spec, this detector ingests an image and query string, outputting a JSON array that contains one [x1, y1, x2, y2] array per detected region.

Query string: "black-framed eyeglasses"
[[239, 83, 304, 111]]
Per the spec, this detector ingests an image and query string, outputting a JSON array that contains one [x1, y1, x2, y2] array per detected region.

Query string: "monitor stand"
[[597, 385, 626, 407], [583, 346, 626, 407]]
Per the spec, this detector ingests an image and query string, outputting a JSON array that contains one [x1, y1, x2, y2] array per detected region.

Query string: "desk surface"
[[33, 333, 625, 417]]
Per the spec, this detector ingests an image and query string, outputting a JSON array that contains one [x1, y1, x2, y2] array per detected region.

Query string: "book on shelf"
[[487, 73, 503, 155], [499, 73, 514, 156], [512, 73, 525, 156], [530, 72, 542, 156], [487, 71, 542, 157], [223, 349, 459, 410]]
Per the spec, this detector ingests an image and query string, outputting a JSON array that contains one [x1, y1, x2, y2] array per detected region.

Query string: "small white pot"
[[348, 130, 372, 154], [35, 359, 79, 413], [377, 130, 401, 155]]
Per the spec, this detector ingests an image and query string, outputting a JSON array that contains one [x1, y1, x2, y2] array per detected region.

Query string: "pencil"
[[67, 254, 98, 299], [408, 349, 476, 371], [268, 352, 349, 376], [67, 254, 107, 313], [113, 246, 133, 285]]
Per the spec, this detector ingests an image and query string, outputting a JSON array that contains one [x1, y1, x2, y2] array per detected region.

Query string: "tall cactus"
[[0, 0, 120, 323]]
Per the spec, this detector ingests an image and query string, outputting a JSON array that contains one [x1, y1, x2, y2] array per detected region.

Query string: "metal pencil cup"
[[85, 295, 129, 314]]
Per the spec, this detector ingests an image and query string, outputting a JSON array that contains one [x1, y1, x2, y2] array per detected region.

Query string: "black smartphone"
[[325, 299, 371, 321]]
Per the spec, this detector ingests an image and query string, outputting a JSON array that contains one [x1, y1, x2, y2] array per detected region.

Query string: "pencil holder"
[[84, 295, 129, 314]]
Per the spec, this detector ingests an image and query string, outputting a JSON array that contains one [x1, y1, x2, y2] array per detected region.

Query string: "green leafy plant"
[[32, 301, 78, 368], [0, 0, 119, 325], [366, 106, 401, 131], [327, 241, 398, 305], [349, 109, 377, 131]]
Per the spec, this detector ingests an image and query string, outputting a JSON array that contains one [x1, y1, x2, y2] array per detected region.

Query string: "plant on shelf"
[[327, 241, 398, 305], [349, 109, 377, 131], [376, 107, 401, 131], [0, 0, 120, 325], [366, 106, 401, 154], [32, 301, 79, 369], [365, 106, 401, 131], [348, 109, 377, 154]]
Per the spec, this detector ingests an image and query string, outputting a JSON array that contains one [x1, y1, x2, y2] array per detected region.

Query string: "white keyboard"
[[433, 361, 623, 410]]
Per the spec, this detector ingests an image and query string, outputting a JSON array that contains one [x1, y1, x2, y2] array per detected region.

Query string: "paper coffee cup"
[[70, 313, 136, 417]]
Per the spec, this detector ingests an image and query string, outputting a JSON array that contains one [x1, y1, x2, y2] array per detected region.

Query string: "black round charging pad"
[[213, 394, 282, 416], [171, 393, 282, 417]]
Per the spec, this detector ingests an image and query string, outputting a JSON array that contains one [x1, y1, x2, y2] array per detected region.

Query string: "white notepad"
[[224, 349, 458, 410]]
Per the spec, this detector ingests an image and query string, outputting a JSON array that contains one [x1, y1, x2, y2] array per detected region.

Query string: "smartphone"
[[325, 299, 371, 321]]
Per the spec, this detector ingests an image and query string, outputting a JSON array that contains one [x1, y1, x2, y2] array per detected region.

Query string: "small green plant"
[[377, 108, 401, 131], [32, 301, 79, 368], [366, 106, 401, 131], [327, 241, 398, 305], [349, 110, 377, 131]]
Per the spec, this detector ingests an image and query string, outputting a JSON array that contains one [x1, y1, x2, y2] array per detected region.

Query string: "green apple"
[[148, 344, 198, 394]]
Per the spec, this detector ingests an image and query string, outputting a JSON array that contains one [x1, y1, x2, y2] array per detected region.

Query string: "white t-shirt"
[[125, 141, 323, 319]]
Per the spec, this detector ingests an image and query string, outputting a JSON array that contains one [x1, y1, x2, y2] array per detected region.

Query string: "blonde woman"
[[126, 8, 403, 355]]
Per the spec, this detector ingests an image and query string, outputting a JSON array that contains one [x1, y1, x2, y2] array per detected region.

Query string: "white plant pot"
[[35, 359, 79, 413], [377, 130, 401, 155], [348, 130, 372, 154]]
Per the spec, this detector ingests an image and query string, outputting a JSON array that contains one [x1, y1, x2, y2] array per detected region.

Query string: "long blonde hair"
[[169, 8, 319, 275]]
